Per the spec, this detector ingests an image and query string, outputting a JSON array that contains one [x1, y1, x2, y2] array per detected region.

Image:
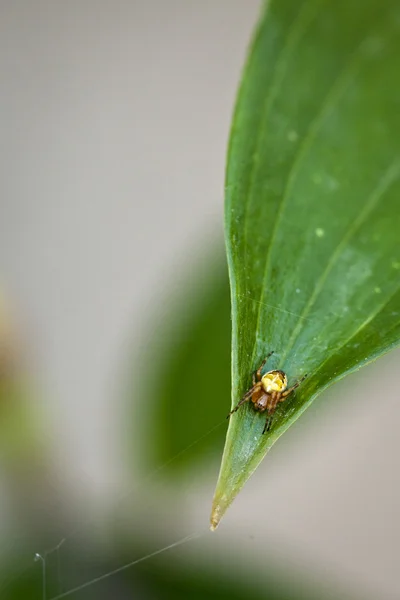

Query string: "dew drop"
[[327, 176, 340, 191], [312, 173, 322, 184], [315, 228, 325, 238], [362, 36, 384, 56], [374, 286, 382, 294], [287, 130, 298, 142]]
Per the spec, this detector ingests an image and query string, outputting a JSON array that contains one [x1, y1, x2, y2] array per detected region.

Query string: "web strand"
[[48, 530, 205, 600], [24, 417, 225, 598], [41, 418, 225, 559], [34, 553, 47, 600]]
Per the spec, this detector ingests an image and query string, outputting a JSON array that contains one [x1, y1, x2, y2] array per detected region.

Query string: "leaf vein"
[[250, 25, 388, 368], [241, 0, 327, 267], [312, 283, 400, 380], [280, 159, 400, 365]]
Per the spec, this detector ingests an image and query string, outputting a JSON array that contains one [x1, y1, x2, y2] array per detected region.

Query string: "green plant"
[[211, 0, 400, 528]]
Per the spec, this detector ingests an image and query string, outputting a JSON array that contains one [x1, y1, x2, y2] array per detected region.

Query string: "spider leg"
[[262, 415, 273, 434], [281, 373, 308, 399], [256, 350, 274, 381], [227, 387, 255, 418]]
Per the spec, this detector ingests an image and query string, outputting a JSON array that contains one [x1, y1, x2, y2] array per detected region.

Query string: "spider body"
[[227, 352, 307, 434]]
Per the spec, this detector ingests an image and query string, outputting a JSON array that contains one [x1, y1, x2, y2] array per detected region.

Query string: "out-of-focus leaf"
[[1, 536, 354, 600], [0, 566, 41, 600], [211, 0, 400, 528], [0, 294, 64, 552], [129, 553, 329, 600], [0, 294, 39, 460], [114, 530, 356, 600], [132, 254, 230, 475]]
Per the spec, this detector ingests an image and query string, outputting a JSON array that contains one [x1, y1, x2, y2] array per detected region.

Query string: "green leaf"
[[211, 0, 400, 529]]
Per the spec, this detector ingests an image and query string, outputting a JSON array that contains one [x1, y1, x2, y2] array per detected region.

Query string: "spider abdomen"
[[252, 391, 269, 412]]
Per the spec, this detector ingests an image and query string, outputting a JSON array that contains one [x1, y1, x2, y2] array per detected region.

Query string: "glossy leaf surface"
[[211, 0, 400, 528]]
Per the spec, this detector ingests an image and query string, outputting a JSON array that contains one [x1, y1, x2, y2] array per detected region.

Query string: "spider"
[[227, 351, 307, 434]]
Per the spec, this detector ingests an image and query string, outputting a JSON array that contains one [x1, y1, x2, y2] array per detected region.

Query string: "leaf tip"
[[209, 513, 220, 532], [209, 493, 228, 531]]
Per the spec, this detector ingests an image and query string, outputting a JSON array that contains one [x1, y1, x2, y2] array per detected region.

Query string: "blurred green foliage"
[[1, 540, 340, 600], [136, 255, 231, 475], [2, 0, 395, 597]]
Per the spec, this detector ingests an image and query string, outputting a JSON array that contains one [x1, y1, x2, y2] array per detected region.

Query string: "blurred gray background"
[[0, 1, 399, 598]]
